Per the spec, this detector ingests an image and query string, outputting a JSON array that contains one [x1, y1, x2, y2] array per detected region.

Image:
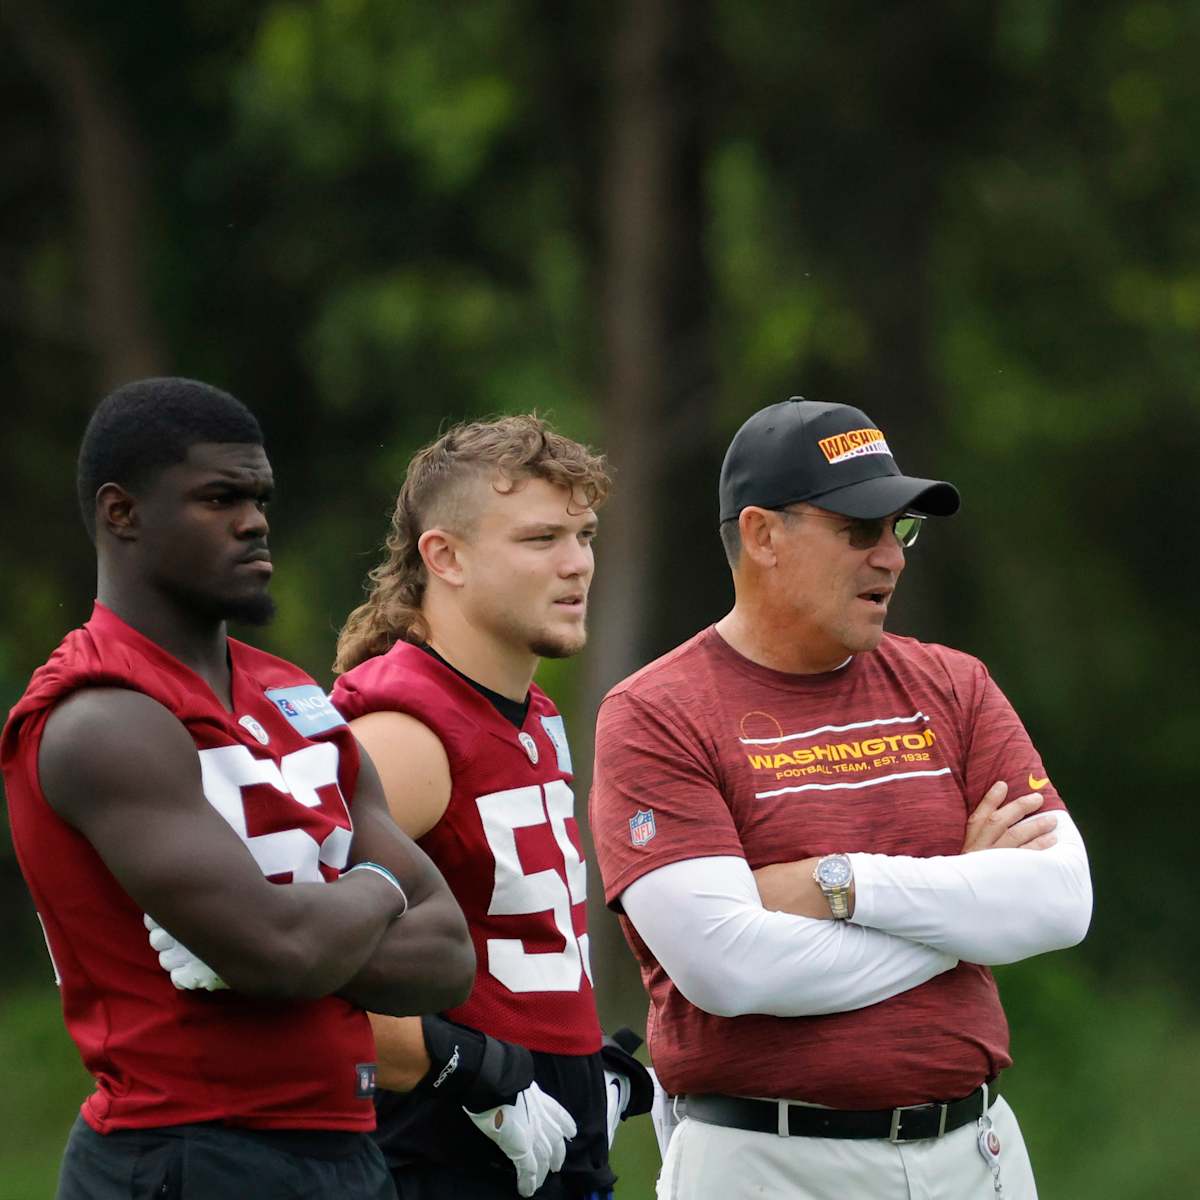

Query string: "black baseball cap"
[[718, 398, 960, 522]]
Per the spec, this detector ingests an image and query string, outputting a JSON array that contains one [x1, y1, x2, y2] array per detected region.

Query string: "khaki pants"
[[657, 1095, 1036, 1200]]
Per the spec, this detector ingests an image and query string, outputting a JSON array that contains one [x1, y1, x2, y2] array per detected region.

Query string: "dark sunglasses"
[[776, 508, 924, 550]]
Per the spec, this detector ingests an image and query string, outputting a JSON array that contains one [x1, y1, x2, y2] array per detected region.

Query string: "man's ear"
[[418, 528, 466, 588], [95, 483, 138, 542], [738, 507, 780, 569]]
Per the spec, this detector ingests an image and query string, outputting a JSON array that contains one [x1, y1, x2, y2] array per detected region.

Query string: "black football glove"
[[419, 1015, 574, 1197], [600, 1027, 654, 1146], [416, 1013, 534, 1111]]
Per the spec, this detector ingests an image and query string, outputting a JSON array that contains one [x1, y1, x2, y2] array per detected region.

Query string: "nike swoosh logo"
[[1028, 774, 1049, 790]]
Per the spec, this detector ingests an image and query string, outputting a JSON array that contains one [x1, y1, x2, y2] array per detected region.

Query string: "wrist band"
[[419, 1015, 534, 1109], [345, 861, 409, 919]]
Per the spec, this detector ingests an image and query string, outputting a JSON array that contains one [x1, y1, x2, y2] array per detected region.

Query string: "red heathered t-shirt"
[[590, 627, 1066, 1109]]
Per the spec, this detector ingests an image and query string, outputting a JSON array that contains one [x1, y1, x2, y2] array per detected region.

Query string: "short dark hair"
[[719, 518, 742, 567], [77, 377, 263, 539]]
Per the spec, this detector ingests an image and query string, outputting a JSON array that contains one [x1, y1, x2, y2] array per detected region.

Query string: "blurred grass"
[[3, 961, 1195, 1198], [994, 958, 1196, 1197], [609, 1112, 660, 1199], [0, 983, 89, 1200]]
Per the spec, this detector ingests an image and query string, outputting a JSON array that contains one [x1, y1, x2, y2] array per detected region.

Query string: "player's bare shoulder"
[[349, 709, 452, 838], [38, 687, 201, 827]]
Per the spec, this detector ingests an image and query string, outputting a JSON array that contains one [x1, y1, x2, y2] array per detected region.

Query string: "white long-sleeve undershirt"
[[850, 811, 1092, 964], [621, 857, 958, 1018], [619, 811, 1091, 1019]]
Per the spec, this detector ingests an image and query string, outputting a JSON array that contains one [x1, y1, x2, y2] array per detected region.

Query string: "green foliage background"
[[2, 2, 1198, 1195]]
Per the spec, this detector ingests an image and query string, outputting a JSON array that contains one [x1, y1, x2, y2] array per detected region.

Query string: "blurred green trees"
[[2, 2, 1197, 1194]]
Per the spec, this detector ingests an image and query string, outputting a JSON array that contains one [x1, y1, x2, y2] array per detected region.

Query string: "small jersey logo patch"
[[264, 686, 347, 738], [629, 809, 657, 848], [518, 731, 539, 764], [539, 715, 573, 774], [238, 714, 270, 745], [355, 1062, 377, 1098]]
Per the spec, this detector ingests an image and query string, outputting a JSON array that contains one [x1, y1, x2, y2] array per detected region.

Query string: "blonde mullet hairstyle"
[[333, 414, 611, 674]]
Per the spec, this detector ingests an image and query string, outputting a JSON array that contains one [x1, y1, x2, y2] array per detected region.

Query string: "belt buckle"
[[888, 1101, 948, 1143], [776, 1099, 795, 1137]]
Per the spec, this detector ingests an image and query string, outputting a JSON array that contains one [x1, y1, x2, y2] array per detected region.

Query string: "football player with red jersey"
[[1, 378, 474, 1200], [330, 416, 648, 1200]]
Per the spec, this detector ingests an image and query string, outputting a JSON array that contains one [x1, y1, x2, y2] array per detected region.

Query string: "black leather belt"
[[681, 1081, 998, 1143]]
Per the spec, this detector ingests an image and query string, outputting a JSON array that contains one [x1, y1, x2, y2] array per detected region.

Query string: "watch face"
[[817, 855, 852, 888]]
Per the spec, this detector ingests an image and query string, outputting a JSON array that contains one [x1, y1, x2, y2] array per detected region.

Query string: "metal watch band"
[[813, 854, 852, 920], [825, 885, 851, 920]]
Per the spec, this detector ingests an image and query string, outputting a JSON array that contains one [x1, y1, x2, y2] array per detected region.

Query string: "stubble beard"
[[164, 576, 277, 628], [527, 614, 588, 661], [483, 599, 588, 661], [530, 629, 587, 659], [838, 613, 885, 655], [225, 591, 277, 627]]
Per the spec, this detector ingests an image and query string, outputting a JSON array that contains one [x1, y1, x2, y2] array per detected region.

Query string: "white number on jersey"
[[475, 780, 592, 993], [198, 743, 352, 880]]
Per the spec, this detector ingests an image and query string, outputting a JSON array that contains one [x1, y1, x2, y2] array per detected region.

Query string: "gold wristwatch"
[[813, 853, 853, 920]]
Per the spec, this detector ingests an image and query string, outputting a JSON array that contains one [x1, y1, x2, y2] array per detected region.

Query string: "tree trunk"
[[5, 2, 166, 386], [580, 0, 715, 1030]]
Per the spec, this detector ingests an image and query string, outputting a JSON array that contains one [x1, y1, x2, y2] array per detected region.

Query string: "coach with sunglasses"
[[590, 398, 1092, 1199]]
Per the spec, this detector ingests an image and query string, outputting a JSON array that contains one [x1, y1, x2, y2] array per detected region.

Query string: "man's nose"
[[868, 531, 905, 571], [561, 540, 593, 577], [235, 501, 269, 539]]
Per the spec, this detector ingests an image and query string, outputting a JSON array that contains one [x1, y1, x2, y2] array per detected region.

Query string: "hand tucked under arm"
[[753, 782, 1060, 920], [144, 914, 227, 991], [850, 810, 1092, 964], [621, 856, 957, 1019]]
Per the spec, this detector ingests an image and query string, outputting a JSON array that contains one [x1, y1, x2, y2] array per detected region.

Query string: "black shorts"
[[391, 1161, 612, 1200], [55, 1115, 397, 1200], [376, 1049, 614, 1199]]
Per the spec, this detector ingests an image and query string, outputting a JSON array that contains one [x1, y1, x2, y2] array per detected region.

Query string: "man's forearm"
[[337, 801, 475, 1013], [851, 813, 1093, 963], [194, 869, 408, 998], [337, 891, 475, 1015], [368, 1013, 432, 1091], [622, 856, 957, 1018]]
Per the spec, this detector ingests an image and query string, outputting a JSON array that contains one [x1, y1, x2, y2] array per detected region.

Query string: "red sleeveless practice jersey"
[[1, 602, 377, 1133], [333, 643, 602, 1056]]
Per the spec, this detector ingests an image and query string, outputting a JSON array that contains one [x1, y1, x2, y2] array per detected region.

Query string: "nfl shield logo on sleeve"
[[629, 809, 657, 848]]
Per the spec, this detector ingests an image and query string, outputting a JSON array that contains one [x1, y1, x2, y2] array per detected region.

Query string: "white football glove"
[[143, 914, 227, 992], [464, 1081, 577, 1198], [604, 1068, 631, 1148]]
